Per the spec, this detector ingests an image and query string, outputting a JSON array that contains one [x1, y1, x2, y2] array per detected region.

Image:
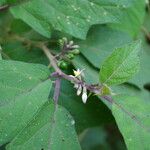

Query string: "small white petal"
[[73, 69, 84, 77], [72, 45, 80, 49], [82, 86, 87, 103], [66, 44, 70, 48], [82, 93, 87, 103], [74, 83, 78, 89], [77, 85, 82, 96]]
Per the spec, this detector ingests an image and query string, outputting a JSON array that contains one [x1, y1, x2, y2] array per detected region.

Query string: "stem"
[[103, 95, 150, 132], [39, 44, 102, 97], [53, 78, 61, 104], [38, 44, 62, 74], [51, 71, 101, 94], [0, 5, 9, 12], [0, 46, 2, 60]]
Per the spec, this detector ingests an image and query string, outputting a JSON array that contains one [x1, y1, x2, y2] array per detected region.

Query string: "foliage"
[[0, 0, 150, 150]]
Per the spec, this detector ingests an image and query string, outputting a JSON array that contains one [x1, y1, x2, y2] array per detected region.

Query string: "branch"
[[103, 95, 150, 132], [53, 78, 61, 104], [38, 44, 102, 94], [38, 44, 62, 74], [0, 46, 2, 60], [0, 5, 9, 12], [38, 44, 99, 92]]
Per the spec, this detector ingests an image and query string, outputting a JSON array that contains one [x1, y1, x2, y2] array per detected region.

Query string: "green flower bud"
[[66, 53, 74, 59], [58, 39, 64, 48], [62, 37, 67, 43], [71, 49, 80, 55]]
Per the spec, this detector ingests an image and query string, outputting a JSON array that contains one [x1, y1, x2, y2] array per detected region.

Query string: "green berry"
[[59, 39, 63, 44], [71, 49, 80, 55], [66, 53, 74, 59], [58, 39, 64, 48], [58, 61, 68, 70], [62, 37, 67, 43]]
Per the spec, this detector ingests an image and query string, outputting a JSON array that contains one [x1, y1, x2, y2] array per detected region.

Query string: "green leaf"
[[112, 95, 150, 150], [129, 35, 150, 88], [9, 0, 115, 39], [0, 60, 52, 145], [0, 12, 13, 39], [10, 0, 138, 39], [109, 0, 145, 38], [100, 41, 141, 86], [10, 19, 31, 34], [2, 42, 48, 64], [0, 0, 6, 6], [129, 14, 150, 88], [6, 102, 81, 150], [75, 25, 132, 69]]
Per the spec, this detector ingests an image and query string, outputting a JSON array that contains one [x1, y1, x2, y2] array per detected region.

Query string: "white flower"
[[73, 69, 82, 77], [73, 69, 84, 78], [74, 83, 78, 89], [82, 93, 87, 103], [82, 86, 87, 103], [69, 40, 74, 46], [77, 84, 82, 96]]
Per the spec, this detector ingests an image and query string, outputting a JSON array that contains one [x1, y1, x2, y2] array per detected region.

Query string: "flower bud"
[[72, 45, 80, 49], [66, 53, 74, 59], [74, 83, 78, 89], [62, 37, 67, 43], [69, 40, 74, 46], [82, 86, 87, 103], [82, 92, 87, 103], [77, 85, 82, 96], [71, 49, 80, 55]]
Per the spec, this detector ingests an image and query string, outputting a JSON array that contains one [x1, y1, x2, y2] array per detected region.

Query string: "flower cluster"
[[72, 69, 88, 104], [74, 83, 88, 104], [57, 38, 80, 70], [59, 37, 80, 51]]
